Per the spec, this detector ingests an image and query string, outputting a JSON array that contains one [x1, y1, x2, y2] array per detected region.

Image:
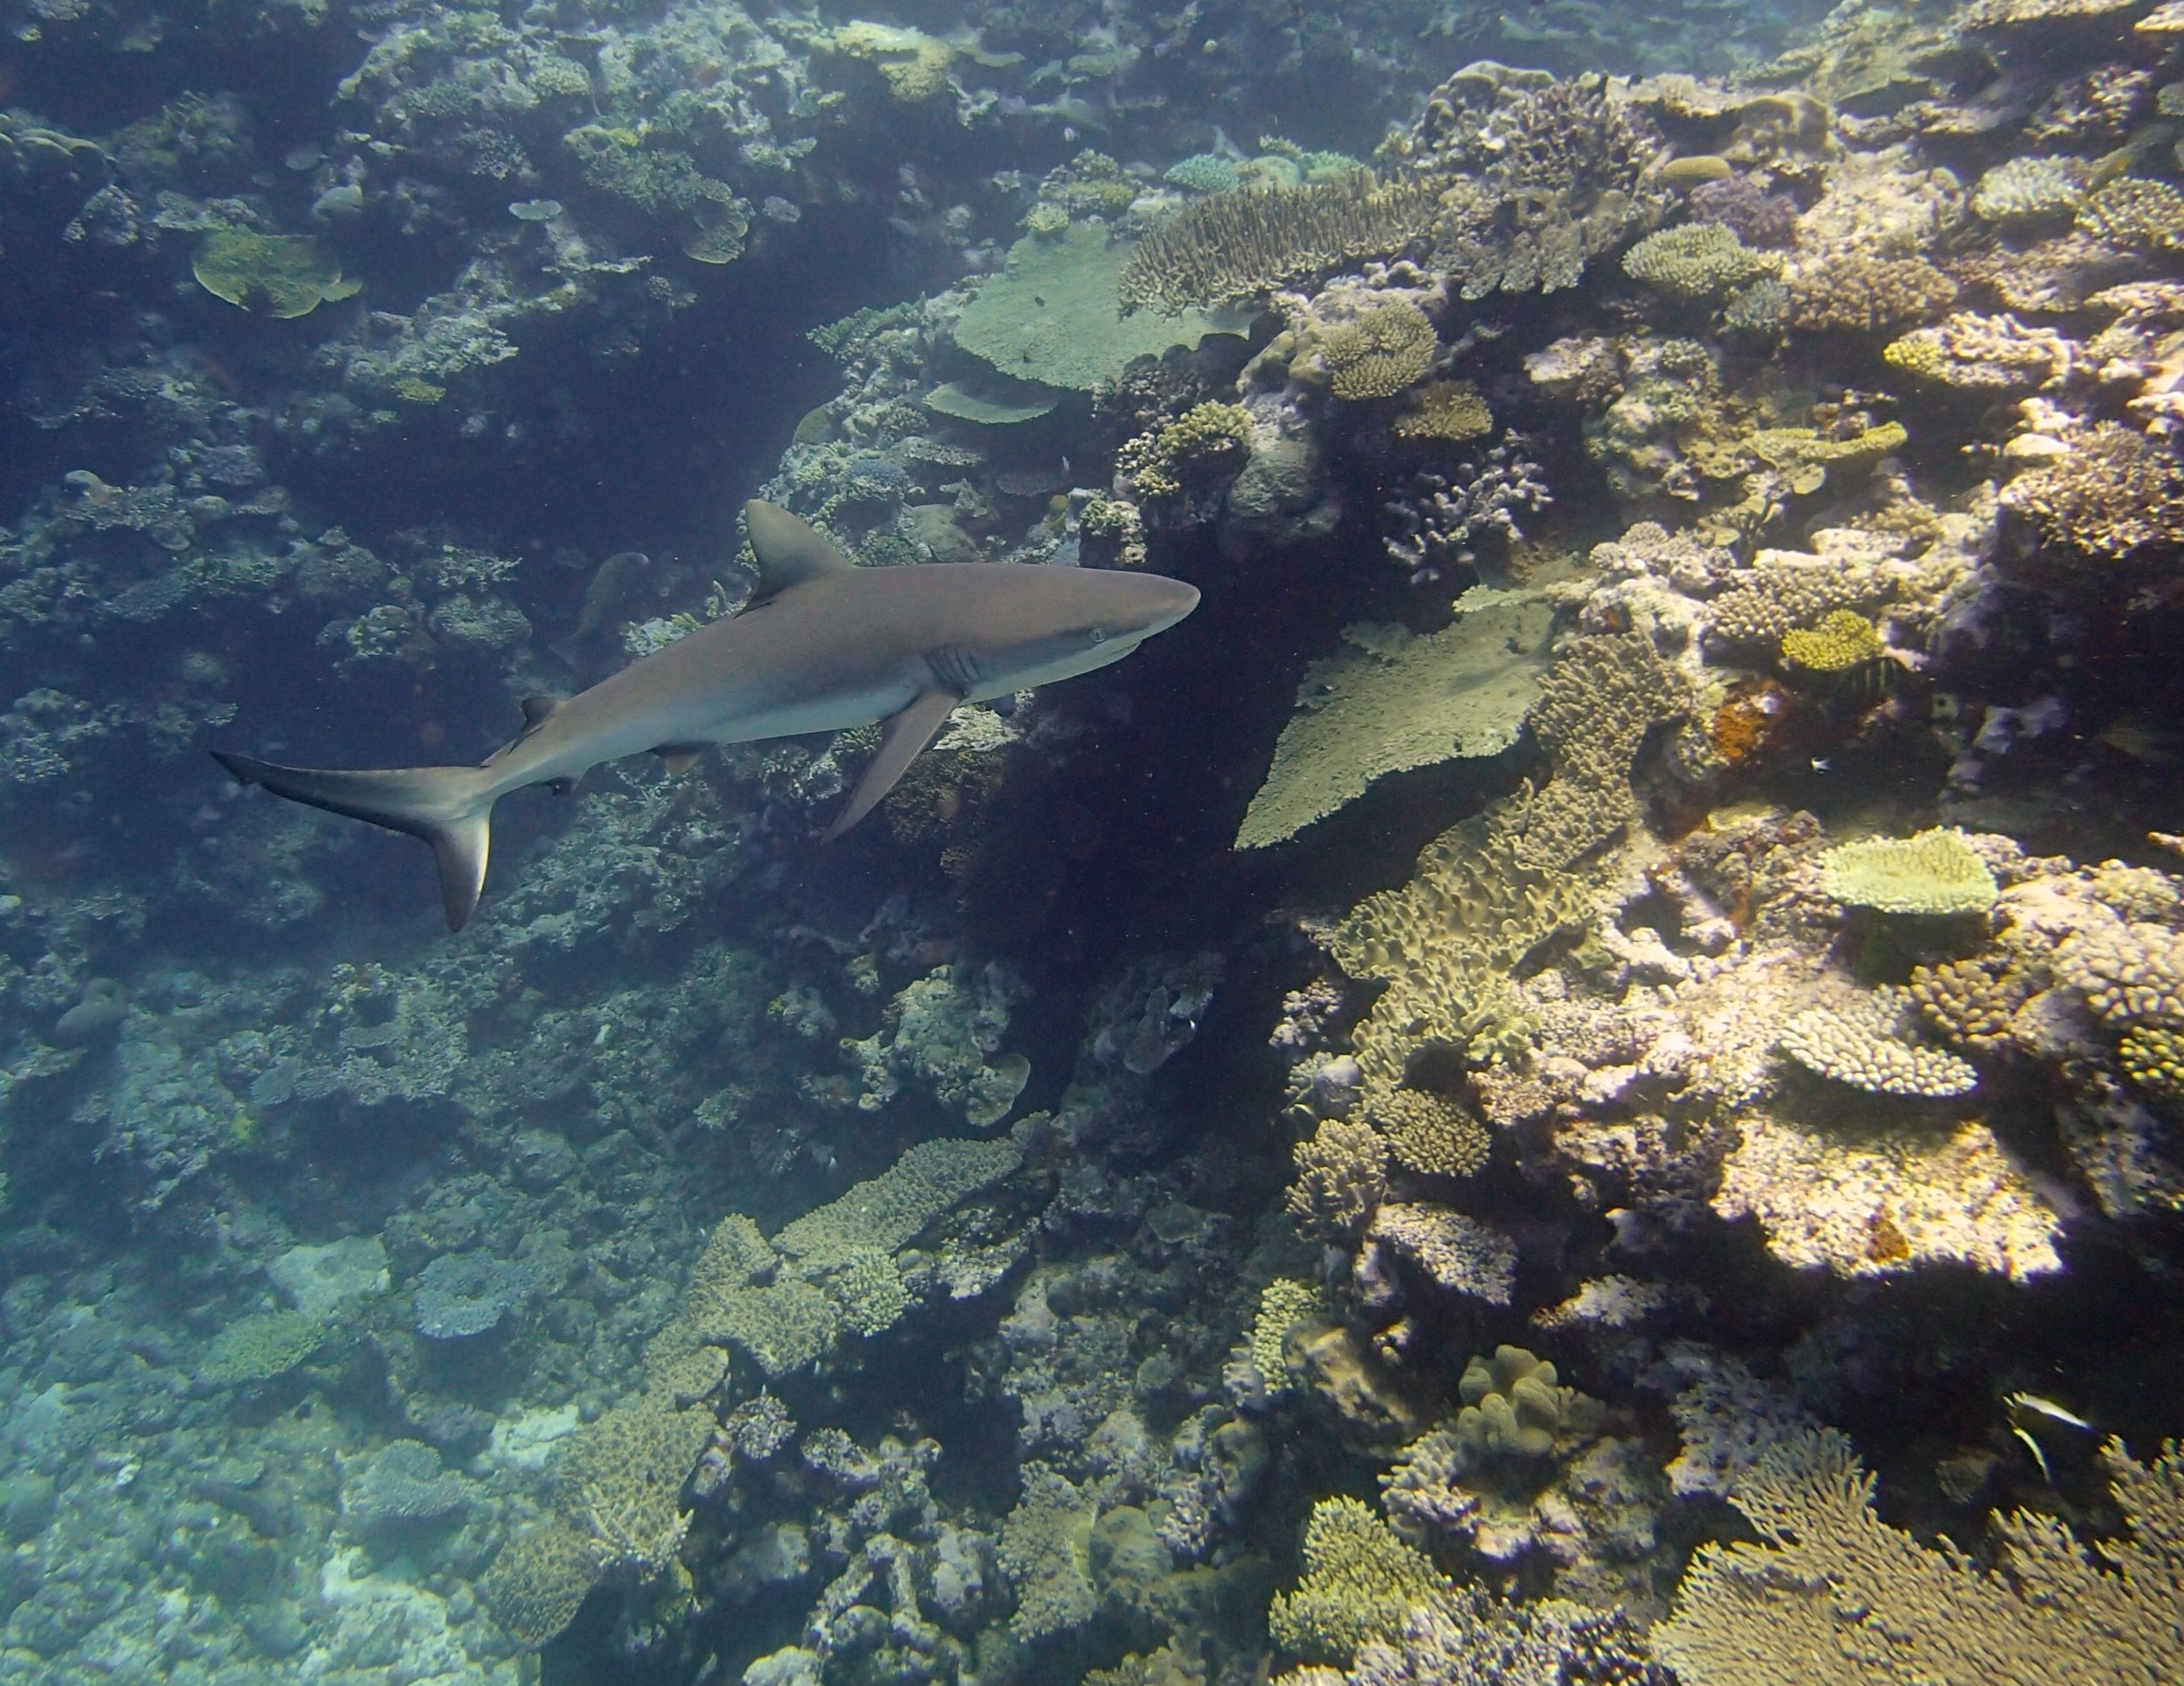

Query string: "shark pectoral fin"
[[821, 689, 957, 843], [655, 743, 706, 777], [210, 751, 498, 933]]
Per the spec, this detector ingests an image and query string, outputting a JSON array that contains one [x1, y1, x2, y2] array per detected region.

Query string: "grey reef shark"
[[213, 501, 1199, 931]]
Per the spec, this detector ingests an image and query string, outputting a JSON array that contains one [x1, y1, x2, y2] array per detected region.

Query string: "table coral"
[[1118, 178, 1440, 314], [1234, 593, 1555, 849], [956, 224, 1242, 390]]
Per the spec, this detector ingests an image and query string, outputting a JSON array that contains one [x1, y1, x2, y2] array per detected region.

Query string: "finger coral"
[[1778, 993, 1980, 1095], [1286, 1117, 1391, 1241]]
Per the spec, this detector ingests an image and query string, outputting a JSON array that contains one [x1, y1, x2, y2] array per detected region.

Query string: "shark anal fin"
[[655, 744, 705, 777], [821, 689, 957, 843], [210, 751, 496, 933]]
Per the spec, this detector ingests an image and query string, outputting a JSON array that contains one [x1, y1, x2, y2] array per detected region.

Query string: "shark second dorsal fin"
[[744, 500, 854, 603], [519, 696, 563, 728]]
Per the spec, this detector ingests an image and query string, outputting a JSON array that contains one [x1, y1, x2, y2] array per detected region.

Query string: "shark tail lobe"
[[211, 753, 500, 931]]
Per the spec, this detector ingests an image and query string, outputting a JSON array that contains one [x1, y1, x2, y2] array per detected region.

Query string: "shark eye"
[[1089, 628, 1109, 643]]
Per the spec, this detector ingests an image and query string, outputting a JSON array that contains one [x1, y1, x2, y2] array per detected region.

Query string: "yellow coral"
[[1780, 609, 1883, 673], [1117, 401, 1253, 500]]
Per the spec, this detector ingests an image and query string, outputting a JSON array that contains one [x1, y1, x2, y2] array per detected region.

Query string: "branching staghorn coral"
[[1655, 1427, 2184, 1685]]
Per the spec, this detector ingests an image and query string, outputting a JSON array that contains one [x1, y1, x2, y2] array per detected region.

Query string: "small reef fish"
[[213, 501, 1199, 930], [549, 549, 657, 668]]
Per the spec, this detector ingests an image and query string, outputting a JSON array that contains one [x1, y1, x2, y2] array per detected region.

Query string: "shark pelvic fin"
[[210, 752, 499, 931], [743, 500, 855, 603], [655, 743, 705, 777], [821, 688, 957, 843]]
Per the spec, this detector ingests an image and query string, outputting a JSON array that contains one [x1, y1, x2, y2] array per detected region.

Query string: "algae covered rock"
[[193, 231, 360, 319]]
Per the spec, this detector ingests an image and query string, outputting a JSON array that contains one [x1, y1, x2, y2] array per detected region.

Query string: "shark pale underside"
[[213, 501, 1199, 930]]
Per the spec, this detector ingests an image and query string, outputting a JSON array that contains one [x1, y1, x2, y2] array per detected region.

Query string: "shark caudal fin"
[[211, 753, 500, 931]]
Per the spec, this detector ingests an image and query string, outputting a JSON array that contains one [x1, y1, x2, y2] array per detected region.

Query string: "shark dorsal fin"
[[744, 500, 854, 603], [520, 696, 564, 727]]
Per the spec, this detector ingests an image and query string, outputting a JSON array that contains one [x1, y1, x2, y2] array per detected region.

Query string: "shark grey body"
[[213, 501, 1199, 930]]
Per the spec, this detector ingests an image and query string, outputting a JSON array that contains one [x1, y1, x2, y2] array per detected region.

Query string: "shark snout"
[[1134, 575, 1200, 635]]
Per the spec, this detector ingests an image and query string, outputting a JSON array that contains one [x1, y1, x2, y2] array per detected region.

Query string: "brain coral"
[[1818, 827, 1998, 915]]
